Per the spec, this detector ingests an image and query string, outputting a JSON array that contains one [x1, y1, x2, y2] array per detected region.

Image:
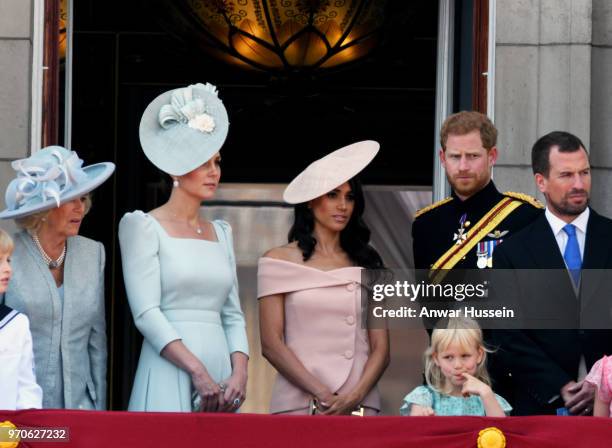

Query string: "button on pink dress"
[[257, 257, 381, 415]]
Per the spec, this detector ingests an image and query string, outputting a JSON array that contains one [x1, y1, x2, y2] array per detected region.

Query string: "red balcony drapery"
[[1, 410, 611, 448]]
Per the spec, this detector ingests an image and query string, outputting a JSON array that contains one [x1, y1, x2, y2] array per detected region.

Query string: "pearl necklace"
[[32, 234, 66, 269]]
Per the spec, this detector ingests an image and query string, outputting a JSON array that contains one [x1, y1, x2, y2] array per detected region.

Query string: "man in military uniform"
[[411, 111, 544, 403], [412, 111, 543, 275]]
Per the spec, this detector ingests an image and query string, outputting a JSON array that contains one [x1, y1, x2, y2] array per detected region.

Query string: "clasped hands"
[[192, 369, 247, 412], [314, 389, 362, 415]]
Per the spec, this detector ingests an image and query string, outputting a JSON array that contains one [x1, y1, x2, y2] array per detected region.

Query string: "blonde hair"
[[0, 228, 14, 254], [424, 317, 491, 392], [15, 194, 92, 233]]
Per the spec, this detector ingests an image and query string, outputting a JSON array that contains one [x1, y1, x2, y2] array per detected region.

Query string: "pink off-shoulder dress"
[[257, 257, 381, 415], [585, 355, 612, 415]]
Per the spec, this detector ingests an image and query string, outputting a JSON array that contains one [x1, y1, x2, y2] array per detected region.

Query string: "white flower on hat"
[[188, 113, 215, 133], [159, 84, 219, 134]]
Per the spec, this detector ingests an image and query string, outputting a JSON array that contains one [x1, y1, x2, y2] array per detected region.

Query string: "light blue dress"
[[399, 385, 512, 416], [118, 211, 249, 412]]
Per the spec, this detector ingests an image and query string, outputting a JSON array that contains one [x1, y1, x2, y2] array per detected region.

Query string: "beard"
[[447, 172, 490, 198], [548, 189, 589, 216]]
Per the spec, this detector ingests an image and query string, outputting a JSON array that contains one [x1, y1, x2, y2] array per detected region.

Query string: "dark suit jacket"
[[491, 209, 612, 415]]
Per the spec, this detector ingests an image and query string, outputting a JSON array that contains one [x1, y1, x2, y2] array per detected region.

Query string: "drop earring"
[[173, 178, 179, 188]]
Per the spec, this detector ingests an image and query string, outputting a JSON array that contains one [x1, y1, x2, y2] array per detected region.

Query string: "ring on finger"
[[218, 382, 227, 392], [233, 397, 241, 406]]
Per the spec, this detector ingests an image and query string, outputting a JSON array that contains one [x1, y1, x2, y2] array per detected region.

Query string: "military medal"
[[476, 242, 488, 268], [453, 213, 469, 245], [476, 240, 504, 269]]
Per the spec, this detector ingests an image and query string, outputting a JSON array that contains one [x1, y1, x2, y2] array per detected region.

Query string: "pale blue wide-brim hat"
[[139, 82, 229, 176], [0, 146, 115, 220]]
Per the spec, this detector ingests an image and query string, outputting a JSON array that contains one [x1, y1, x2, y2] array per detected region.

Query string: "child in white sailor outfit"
[[0, 229, 42, 410]]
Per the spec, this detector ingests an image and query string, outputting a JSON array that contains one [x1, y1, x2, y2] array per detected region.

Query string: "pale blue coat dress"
[[118, 211, 249, 412]]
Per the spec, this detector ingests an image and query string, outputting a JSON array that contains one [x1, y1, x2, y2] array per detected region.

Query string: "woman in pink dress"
[[258, 141, 390, 415], [585, 355, 612, 417]]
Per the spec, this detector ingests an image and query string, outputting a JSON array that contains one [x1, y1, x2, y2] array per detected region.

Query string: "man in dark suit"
[[492, 131, 612, 415]]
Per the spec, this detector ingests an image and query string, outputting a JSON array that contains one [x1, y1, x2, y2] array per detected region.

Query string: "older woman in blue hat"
[[0, 146, 115, 409], [119, 83, 249, 412]]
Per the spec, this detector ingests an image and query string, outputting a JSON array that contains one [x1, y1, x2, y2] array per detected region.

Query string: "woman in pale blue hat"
[[119, 83, 249, 412], [0, 146, 115, 409]]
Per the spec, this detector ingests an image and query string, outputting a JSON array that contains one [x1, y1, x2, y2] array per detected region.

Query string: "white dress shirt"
[[0, 310, 43, 410], [545, 207, 589, 265]]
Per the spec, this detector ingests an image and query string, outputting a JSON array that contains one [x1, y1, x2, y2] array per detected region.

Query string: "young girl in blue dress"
[[400, 317, 511, 416]]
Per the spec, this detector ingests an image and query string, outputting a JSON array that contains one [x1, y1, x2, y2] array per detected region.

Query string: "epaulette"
[[414, 197, 453, 218], [503, 191, 544, 209]]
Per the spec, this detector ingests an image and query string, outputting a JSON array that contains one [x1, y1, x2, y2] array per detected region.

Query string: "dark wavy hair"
[[287, 177, 384, 269]]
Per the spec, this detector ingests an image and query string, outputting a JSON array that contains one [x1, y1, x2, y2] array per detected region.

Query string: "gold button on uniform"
[[346, 283, 355, 291], [346, 315, 355, 325]]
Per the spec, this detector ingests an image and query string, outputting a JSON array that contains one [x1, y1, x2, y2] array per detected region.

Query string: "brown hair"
[[440, 111, 498, 151], [531, 131, 588, 176]]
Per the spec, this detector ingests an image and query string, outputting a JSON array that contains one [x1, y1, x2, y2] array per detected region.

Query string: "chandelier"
[[157, 0, 386, 74]]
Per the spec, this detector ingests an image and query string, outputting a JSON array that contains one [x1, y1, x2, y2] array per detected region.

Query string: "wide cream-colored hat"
[[283, 140, 379, 204]]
